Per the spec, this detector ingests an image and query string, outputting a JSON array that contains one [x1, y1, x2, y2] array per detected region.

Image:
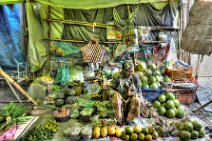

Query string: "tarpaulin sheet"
[[0, 0, 179, 9], [135, 2, 179, 27], [0, 4, 25, 69]]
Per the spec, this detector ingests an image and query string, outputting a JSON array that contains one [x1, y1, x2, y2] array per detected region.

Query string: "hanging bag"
[[81, 38, 105, 63]]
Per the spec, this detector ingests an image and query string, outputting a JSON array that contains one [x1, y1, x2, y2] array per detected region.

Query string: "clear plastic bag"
[[81, 125, 92, 141], [64, 122, 81, 140]]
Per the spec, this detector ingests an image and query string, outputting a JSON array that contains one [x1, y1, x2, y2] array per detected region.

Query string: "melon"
[[175, 108, 185, 118], [191, 130, 199, 139], [165, 100, 175, 109], [192, 121, 202, 131], [183, 122, 193, 132], [166, 92, 175, 100], [158, 95, 166, 103], [137, 62, 147, 71], [180, 130, 191, 141], [153, 101, 161, 109], [166, 109, 176, 118], [158, 107, 166, 115], [199, 128, 205, 138]]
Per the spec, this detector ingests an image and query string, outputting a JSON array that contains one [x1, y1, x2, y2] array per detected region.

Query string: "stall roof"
[[1, 0, 178, 9]]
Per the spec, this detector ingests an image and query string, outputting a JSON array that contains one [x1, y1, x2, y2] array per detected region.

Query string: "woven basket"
[[81, 39, 105, 63]]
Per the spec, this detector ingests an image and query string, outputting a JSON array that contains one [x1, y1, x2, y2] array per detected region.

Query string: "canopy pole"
[[0, 68, 38, 105]]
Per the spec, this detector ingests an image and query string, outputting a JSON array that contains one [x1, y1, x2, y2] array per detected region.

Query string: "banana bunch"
[[113, 7, 137, 31], [153, 118, 177, 137]]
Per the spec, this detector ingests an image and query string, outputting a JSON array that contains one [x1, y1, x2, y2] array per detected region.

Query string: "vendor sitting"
[[109, 60, 143, 125]]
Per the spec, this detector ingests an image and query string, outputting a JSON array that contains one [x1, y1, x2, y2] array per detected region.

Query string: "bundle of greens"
[[0, 103, 31, 134]]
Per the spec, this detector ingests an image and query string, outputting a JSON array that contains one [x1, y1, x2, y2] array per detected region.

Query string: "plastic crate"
[[142, 88, 165, 102], [168, 88, 196, 104], [166, 68, 192, 80]]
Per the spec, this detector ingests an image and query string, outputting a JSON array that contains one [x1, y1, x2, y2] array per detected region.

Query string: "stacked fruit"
[[121, 126, 158, 141], [92, 125, 120, 139], [21, 119, 58, 141], [153, 91, 185, 118], [176, 120, 205, 140], [137, 62, 171, 89]]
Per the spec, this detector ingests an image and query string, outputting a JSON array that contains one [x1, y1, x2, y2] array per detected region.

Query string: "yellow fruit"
[[101, 126, 108, 137], [142, 128, 149, 135], [116, 128, 122, 137], [94, 126, 101, 131], [145, 134, 152, 141], [122, 134, 130, 140], [152, 131, 158, 139], [130, 133, 138, 141], [148, 126, 154, 134], [92, 130, 100, 138], [138, 133, 145, 140], [134, 126, 142, 134], [108, 126, 116, 136], [125, 126, 133, 135]]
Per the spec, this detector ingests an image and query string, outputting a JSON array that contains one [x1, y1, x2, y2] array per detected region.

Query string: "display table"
[[10, 116, 39, 140]]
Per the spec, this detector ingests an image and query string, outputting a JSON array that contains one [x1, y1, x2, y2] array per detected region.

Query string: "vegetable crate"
[[142, 88, 165, 102], [166, 68, 192, 80], [168, 88, 196, 104]]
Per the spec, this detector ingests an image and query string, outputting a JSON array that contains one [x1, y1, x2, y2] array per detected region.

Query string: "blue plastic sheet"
[[0, 4, 25, 69]]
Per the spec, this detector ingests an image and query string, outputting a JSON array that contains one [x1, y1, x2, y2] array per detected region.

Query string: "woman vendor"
[[109, 60, 143, 124]]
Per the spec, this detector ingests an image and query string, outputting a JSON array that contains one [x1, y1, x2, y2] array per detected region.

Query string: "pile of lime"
[[21, 119, 58, 141]]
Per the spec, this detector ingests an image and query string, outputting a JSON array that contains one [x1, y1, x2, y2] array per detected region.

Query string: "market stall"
[[0, 0, 211, 141]]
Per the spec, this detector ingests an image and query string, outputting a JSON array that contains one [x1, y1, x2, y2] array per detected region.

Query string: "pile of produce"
[[21, 119, 58, 141], [176, 119, 205, 140], [91, 125, 158, 141], [121, 126, 158, 141], [54, 88, 77, 107], [0, 103, 31, 135], [140, 105, 158, 118], [153, 91, 185, 118], [137, 62, 171, 89], [95, 101, 114, 118], [153, 118, 177, 137], [53, 107, 70, 122]]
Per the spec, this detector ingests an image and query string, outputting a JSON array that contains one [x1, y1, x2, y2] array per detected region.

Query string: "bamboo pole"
[[44, 18, 180, 31], [43, 38, 122, 44], [0, 68, 38, 106]]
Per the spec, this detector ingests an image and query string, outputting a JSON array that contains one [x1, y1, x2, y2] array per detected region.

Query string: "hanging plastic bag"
[[54, 64, 70, 86]]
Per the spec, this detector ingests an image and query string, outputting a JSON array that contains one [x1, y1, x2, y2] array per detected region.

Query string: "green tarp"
[[0, 0, 179, 72], [26, 2, 47, 72], [1, 0, 178, 9]]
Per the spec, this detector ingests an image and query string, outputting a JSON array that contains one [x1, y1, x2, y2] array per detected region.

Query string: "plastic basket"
[[142, 88, 165, 102], [166, 68, 192, 80], [168, 88, 195, 104]]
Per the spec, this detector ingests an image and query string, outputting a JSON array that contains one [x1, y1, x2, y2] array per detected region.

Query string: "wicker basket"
[[166, 68, 192, 80], [168, 88, 195, 104]]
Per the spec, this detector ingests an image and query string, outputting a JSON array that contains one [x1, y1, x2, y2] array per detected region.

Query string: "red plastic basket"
[[167, 88, 195, 104]]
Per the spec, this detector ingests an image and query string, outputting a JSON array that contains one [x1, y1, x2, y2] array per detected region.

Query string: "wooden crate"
[[166, 68, 192, 80]]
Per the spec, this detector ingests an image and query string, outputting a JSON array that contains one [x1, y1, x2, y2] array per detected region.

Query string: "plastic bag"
[[54, 64, 70, 86], [69, 66, 84, 83], [64, 122, 81, 140], [81, 125, 92, 141], [51, 41, 81, 56]]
